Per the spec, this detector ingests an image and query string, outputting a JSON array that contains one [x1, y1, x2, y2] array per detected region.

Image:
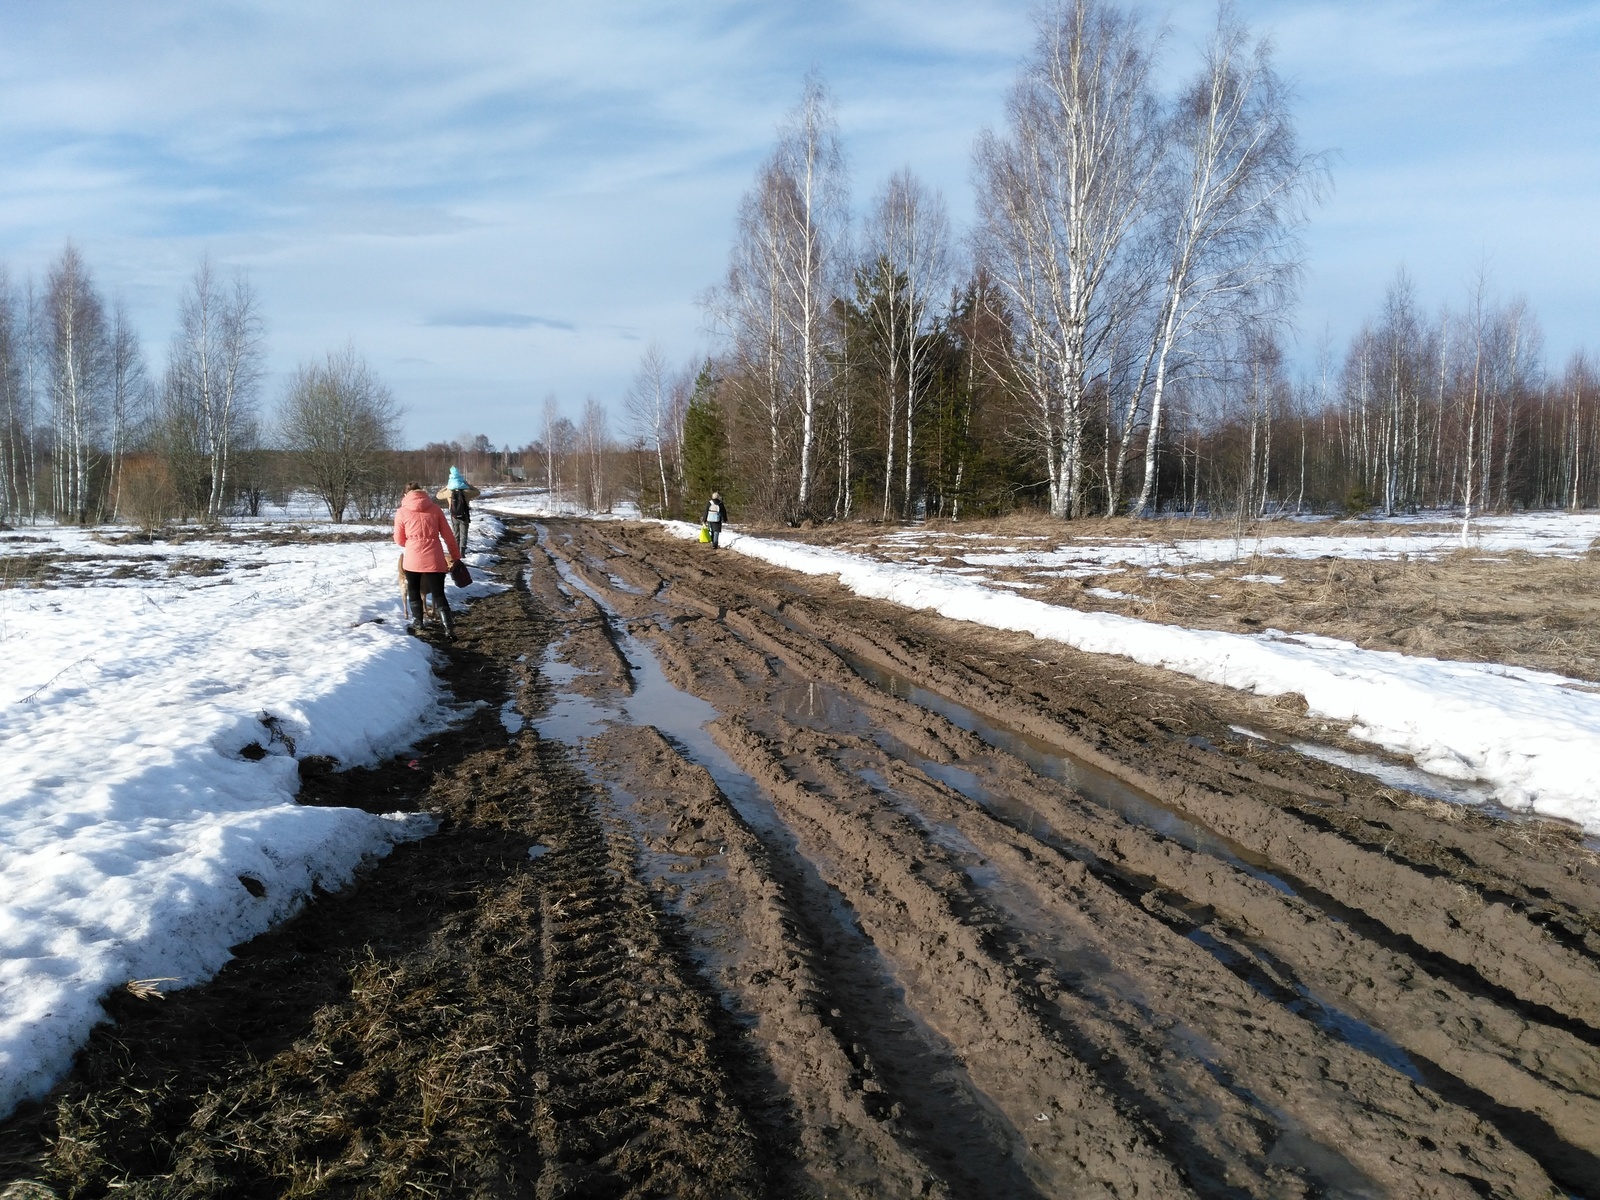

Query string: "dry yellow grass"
[[766, 513, 1600, 681]]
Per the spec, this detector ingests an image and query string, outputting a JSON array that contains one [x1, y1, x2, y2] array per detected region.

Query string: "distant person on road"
[[704, 491, 728, 549], [437, 466, 480, 556], [395, 481, 462, 639]]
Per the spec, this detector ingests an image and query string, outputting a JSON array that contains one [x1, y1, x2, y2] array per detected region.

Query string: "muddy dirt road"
[[5, 516, 1599, 1199]]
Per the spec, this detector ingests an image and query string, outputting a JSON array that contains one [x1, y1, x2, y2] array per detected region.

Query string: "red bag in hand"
[[449, 560, 472, 588]]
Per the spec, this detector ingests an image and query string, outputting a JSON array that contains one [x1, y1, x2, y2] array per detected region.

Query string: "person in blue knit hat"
[[436, 466, 480, 554]]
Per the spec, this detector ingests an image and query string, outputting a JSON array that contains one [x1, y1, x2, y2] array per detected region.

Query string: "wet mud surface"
[[4, 517, 1599, 1198]]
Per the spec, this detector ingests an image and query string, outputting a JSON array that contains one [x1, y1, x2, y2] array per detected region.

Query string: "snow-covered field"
[[856, 512, 1600, 587], [478, 489, 639, 522], [0, 507, 504, 1118], [659, 516, 1600, 839]]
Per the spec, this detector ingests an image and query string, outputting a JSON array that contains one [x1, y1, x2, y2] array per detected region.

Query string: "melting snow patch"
[[0, 522, 483, 1120]]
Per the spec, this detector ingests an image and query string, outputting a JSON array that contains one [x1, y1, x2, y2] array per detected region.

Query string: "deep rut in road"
[[4, 515, 1598, 1199]]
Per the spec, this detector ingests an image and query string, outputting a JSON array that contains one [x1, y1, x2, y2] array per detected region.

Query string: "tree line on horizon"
[[0, 246, 430, 530], [0, 235, 590, 531]]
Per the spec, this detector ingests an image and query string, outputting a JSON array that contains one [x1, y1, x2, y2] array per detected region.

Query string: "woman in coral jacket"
[[394, 481, 462, 639]]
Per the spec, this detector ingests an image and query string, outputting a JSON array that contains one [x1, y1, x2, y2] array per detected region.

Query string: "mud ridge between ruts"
[[0, 534, 767, 1200], [527, 517, 1600, 1199]]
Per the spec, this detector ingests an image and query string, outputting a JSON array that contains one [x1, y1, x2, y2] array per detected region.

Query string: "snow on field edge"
[[658, 520, 1600, 836], [0, 513, 507, 1118]]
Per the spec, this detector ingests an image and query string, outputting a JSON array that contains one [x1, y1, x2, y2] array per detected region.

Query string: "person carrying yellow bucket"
[[702, 491, 728, 549]]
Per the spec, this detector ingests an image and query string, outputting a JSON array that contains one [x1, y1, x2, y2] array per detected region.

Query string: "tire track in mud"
[[528, 517, 1600, 1199]]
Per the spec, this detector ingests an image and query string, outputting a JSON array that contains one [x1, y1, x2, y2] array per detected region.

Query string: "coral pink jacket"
[[393, 489, 461, 573]]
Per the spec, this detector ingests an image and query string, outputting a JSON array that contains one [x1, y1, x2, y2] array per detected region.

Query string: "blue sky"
[[0, 1, 1595, 446]]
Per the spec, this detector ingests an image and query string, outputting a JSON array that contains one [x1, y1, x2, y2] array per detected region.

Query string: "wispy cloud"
[[425, 311, 574, 331]]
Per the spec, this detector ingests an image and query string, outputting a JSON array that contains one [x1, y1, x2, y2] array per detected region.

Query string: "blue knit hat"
[[448, 466, 467, 490]]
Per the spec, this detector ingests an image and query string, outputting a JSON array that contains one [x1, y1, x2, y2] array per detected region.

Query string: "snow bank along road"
[[4, 512, 1599, 1198], [659, 520, 1600, 837], [0, 517, 504, 1118]]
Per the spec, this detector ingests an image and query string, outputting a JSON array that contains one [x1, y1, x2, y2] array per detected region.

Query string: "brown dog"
[[398, 553, 437, 623]]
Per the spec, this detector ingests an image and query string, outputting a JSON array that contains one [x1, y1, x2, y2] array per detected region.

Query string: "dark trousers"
[[405, 570, 452, 626], [451, 517, 469, 552], [707, 521, 722, 548]]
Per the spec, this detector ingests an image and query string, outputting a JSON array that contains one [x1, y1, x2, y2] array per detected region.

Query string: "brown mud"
[[3, 516, 1598, 1198]]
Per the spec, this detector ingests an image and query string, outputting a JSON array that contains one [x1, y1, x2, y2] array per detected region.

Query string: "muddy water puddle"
[[533, 545, 1054, 1192], [533, 539, 936, 999], [534, 535, 789, 845]]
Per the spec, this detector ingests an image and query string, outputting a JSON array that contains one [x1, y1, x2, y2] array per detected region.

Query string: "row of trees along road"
[[0, 246, 404, 529], [611, 0, 1592, 527]]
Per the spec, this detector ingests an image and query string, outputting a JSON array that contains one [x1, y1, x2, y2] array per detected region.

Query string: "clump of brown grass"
[[122, 978, 177, 1002], [1375, 788, 1466, 824]]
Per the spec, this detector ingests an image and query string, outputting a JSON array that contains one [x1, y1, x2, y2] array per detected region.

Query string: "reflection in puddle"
[[1231, 724, 1495, 808], [1229, 725, 1598, 849], [534, 528, 788, 843], [1289, 738, 1491, 805], [1187, 927, 1423, 1084], [541, 659, 592, 685], [499, 699, 525, 735]]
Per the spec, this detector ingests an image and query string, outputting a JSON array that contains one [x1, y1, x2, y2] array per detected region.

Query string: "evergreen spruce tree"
[[682, 366, 727, 508]]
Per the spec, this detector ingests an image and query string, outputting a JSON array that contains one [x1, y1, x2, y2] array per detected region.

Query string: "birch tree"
[[540, 394, 561, 501], [868, 169, 951, 517], [851, 255, 909, 518], [773, 74, 848, 517], [579, 396, 609, 512], [46, 245, 110, 523], [713, 159, 795, 504], [973, 0, 1163, 518], [1129, 5, 1320, 515], [626, 342, 675, 516], [711, 75, 848, 519], [167, 259, 264, 521], [1458, 270, 1491, 544]]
